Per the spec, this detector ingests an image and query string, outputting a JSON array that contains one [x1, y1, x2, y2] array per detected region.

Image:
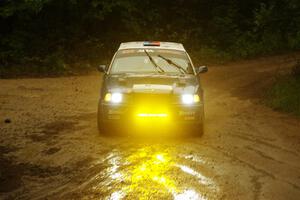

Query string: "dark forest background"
[[1, 0, 300, 75]]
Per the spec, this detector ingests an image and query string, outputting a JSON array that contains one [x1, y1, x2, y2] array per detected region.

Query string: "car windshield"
[[110, 49, 194, 74]]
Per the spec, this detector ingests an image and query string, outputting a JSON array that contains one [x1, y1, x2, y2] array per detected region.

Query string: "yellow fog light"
[[193, 94, 200, 102], [137, 113, 168, 118], [104, 93, 111, 102]]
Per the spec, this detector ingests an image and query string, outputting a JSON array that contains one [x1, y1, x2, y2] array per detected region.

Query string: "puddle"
[[0, 158, 69, 193], [42, 147, 61, 155], [76, 146, 220, 199], [26, 120, 85, 143]]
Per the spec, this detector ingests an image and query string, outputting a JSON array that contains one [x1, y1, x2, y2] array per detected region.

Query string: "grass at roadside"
[[266, 63, 300, 116]]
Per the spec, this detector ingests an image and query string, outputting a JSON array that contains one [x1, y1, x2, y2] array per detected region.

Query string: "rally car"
[[97, 41, 207, 136]]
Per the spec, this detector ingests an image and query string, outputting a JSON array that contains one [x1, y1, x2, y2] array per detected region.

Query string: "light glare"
[[111, 93, 123, 103], [104, 92, 123, 103], [137, 113, 168, 117], [182, 94, 200, 104], [182, 94, 194, 104]]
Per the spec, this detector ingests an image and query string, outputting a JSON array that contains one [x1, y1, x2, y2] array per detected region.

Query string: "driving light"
[[181, 94, 200, 104], [137, 113, 168, 118], [104, 93, 123, 103]]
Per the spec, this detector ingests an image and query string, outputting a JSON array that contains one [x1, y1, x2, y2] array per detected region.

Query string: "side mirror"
[[97, 65, 107, 73], [195, 66, 208, 74]]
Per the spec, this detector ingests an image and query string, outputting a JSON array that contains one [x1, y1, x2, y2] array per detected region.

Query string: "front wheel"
[[97, 115, 104, 134], [97, 104, 107, 135], [189, 122, 204, 137], [192, 107, 205, 136], [97, 119, 105, 135]]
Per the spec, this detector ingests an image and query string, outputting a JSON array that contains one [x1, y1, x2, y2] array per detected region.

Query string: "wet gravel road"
[[1, 54, 300, 199]]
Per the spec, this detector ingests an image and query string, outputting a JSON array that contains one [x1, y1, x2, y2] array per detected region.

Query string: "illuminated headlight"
[[181, 94, 200, 104], [104, 93, 123, 103]]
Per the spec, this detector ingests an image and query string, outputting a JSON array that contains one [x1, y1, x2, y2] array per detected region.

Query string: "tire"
[[97, 119, 104, 134], [193, 107, 205, 137], [190, 122, 204, 137], [97, 114, 103, 134], [97, 104, 106, 135], [98, 116, 110, 135]]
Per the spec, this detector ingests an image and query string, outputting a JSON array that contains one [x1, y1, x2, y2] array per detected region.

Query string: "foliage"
[[292, 61, 300, 79], [1, 0, 300, 75], [266, 63, 300, 116]]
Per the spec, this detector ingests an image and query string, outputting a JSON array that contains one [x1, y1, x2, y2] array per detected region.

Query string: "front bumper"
[[98, 102, 204, 124]]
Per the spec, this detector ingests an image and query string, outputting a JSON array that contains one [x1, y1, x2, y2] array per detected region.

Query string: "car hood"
[[104, 74, 200, 95]]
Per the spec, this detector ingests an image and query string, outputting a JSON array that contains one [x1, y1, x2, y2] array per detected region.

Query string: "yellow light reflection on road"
[[127, 151, 177, 195], [104, 147, 218, 200]]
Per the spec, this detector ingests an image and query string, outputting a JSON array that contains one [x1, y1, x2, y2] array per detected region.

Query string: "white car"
[[97, 41, 207, 136]]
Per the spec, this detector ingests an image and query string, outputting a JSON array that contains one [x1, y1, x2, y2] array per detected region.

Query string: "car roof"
[[118, 41, 186, 52]]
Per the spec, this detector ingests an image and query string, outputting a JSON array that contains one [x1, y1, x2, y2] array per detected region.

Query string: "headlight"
[[181, 94, 200, 104], [104, 92, 123, 103]]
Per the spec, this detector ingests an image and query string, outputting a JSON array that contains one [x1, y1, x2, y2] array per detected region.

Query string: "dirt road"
[[1, 54, 300, 200]]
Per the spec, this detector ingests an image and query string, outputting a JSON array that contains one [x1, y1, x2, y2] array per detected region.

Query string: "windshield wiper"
[[158, 54, 187, 74], [144, 50, 165, 73]]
